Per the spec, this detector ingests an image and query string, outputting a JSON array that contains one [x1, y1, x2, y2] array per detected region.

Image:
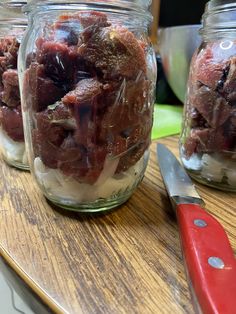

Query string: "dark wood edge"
[[0, 247, 64, 314]]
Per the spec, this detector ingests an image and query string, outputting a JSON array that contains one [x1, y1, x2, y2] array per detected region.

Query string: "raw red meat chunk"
[[1, 69, 20, 108], [183, 40, 236, 157], [99, 77, 152, 165], [62, 78, 103, 108], [24, 63, 65, 112], [62, 78, 108, 148], [36, 39, 78, 84], [50, 11, 110, 46], [25, 11, 153, 184], [189, 85, 231, 128], [0, 105, 24, 141], [184, 127, 231, 158], [190, 41, 236, 89], [33, 103, 74, 169], [0, 36, 23, 142], [34, 102, 106, 184], [78, 25, 146, 79], [0, 37, 19, 77], [223, 56, 236, 103]]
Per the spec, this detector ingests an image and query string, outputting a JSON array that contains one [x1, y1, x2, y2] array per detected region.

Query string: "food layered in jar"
[[21, 11, 155, 209], [180, 39, 236, 190], [0, 31, 28, 168]]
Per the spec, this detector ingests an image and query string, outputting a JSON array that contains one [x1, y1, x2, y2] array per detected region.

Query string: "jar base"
[[3, 157, 30, 171], [186, 170, 236, 193], [34, 154, 147, 213], [45, 192, 133, 213]]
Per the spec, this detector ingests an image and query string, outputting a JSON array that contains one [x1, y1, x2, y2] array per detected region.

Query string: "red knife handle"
[[176, 203, 236, 314]]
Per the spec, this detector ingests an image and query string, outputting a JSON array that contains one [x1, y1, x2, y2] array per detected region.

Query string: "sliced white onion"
[[94, 156, 120, 186], [201, 154, 225, 182], [34, 155, 145, 204], [182, 153, 202, 171], [0, 128, 28, 165]]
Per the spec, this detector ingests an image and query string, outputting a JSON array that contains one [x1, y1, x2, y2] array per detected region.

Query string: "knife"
[[157, 143, 236, 314]]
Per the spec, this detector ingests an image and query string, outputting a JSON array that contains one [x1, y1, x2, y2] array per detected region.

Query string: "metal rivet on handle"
[[208, 257, 225, 269], [194, 219, 207, 228]]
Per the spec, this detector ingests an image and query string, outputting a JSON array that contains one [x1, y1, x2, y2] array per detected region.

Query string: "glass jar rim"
[[200, 0, 236, 38], [0, 2, 27, 25], [23, 0, 153, 23], [25, 0, 151, 9], [207, 0, 236, 10], [1, 1, 27, 9]]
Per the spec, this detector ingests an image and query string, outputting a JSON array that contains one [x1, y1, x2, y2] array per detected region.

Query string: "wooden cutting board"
[[0, 136, 235, 314]]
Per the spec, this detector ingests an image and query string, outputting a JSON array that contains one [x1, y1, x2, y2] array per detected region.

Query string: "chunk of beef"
[[116, 139, 150, 173], [0, 105, 24, 142], [182, 136, 198, 158], [34, 103, 74, 168], [36, 103, 71, 146], [62, 78, 112, 147], [33, 131, 62, 169], [44, 101, 77, 129], [189, 84, 231, 128], [36, 39, 78, 84], [0, 36, 20, 84], [34, 102, 106, 184], [24, 63, 65, 112], [58, 141, 107, 184], [188, 107, 209, 128], [1, 69, 20, 108], [190, 41, 236, 89], [0, 36, 19, 70], [78, 26, 146, 79], [100, 78, 152, 157], [0, 56, 7, 81], [62, 76, 152, 174], [184, 127, 230, 158], [223, 56, 236, 103], [62, 78, 103, 108]]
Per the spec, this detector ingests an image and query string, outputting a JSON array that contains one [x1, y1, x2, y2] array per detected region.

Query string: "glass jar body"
[[18, 5, 156, 211], [179, 22, 236, 191], [0, 22, 28, 169]]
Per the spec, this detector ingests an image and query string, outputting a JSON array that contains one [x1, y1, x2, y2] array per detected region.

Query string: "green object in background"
[[151, 104, 183, 139]]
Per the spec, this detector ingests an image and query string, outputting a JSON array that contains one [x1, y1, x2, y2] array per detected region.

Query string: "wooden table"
[[0, 136, 235, 314]]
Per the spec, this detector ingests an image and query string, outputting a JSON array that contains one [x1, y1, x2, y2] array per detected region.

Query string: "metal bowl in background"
[[158, 25, 202, 103]]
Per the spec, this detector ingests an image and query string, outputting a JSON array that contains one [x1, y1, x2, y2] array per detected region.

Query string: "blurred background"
[[159, 0, 208, 27], [150, 0, 208, 140], [150, 0, 208, 105]]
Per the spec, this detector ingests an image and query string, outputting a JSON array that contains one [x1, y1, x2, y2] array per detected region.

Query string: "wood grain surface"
[[0, 136, 235, 314]]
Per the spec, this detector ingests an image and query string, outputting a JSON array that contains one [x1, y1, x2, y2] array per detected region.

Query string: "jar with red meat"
[[179, 0, 236, 192], [0, 1, 28, 169], [18, 0, 156, 211]]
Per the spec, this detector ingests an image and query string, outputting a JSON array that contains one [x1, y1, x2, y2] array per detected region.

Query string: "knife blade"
[[157, 143, 236, 314]]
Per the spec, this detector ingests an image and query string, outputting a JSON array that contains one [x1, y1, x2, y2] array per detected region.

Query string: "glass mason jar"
[[0, 1, 28, 170], [179, 0, 236, 192], [18, 0, 157, 212]]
